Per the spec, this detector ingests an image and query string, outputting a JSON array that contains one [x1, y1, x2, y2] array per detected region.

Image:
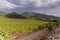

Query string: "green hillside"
[[5, 12, 60, 21], [22, 12, 60, 20]]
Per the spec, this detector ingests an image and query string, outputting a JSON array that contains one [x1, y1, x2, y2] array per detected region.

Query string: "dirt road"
[[9, 28, 49, 40], [9, 26, 60, 40]]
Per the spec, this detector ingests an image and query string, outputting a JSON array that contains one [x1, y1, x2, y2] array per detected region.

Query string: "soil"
[[8, 26, 60, 40]]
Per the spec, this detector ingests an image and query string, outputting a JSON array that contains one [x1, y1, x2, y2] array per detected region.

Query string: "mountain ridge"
[[22, 12, 60, 20]]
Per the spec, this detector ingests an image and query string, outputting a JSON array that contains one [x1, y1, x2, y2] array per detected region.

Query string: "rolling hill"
[[0, 10, 7, 15], [2, 11, 60, 21], [22, 12, 60, 20]]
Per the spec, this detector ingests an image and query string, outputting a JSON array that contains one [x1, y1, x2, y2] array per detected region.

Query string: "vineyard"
[[0, 16, 48, 34], [0, 16, 48, 40]]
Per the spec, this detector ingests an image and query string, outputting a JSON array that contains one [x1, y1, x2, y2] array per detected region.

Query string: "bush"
[[38, 25, 45, 30], [46, 23, 55, 31], [47, 26, 54, 31]]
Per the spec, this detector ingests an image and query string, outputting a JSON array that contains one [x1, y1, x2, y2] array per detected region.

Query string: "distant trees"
[[5, 12, 26, 19]]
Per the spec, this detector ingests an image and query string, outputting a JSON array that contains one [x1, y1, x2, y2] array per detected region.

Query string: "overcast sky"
[[0, 0, 60, 17]]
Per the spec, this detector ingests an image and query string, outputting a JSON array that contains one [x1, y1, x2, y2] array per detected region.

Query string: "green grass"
[[0, 16, 48, 36]]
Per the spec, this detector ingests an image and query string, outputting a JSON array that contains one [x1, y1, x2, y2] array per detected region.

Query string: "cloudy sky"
[[0, 0, 60, 17]]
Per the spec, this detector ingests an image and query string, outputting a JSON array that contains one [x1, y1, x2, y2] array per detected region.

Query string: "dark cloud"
[[0, 0, 60, 16]]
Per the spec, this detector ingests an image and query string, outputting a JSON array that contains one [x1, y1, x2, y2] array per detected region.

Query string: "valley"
[[0, 12, 59, 40]]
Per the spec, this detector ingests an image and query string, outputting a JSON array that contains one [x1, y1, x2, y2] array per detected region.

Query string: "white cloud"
[[30, 0, 43, 7], [0, 0, 17, 9]]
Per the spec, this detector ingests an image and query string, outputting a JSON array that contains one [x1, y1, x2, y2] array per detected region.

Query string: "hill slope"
[[0, 10, 7, 15], [22, 12, 60, 20]]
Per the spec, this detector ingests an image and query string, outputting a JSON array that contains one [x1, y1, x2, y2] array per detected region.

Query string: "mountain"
[[5, 11, 60, 20], [22, 12, 60, 20], [0, 10, 7, 15]]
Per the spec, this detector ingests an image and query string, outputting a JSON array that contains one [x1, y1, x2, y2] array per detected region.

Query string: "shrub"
[[46, 23, 55, 31], [47, 25, 54, 31]]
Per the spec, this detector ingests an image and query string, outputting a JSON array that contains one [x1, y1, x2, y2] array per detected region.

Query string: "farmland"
[[0, 16, 48, 36]]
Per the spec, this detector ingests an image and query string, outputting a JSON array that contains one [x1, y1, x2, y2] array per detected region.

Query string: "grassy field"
[[0, 16, 48, 36]]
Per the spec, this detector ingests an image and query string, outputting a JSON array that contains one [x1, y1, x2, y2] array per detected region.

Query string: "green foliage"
[[47, 25, 54, 31], [46, 21, 57, 31], [0, 31, 7, 40]]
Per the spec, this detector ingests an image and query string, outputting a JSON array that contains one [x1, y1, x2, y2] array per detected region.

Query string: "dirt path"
[[15, 28, 48, 40], [9, 28, 49, 40], [8, 26, 60, 40]]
